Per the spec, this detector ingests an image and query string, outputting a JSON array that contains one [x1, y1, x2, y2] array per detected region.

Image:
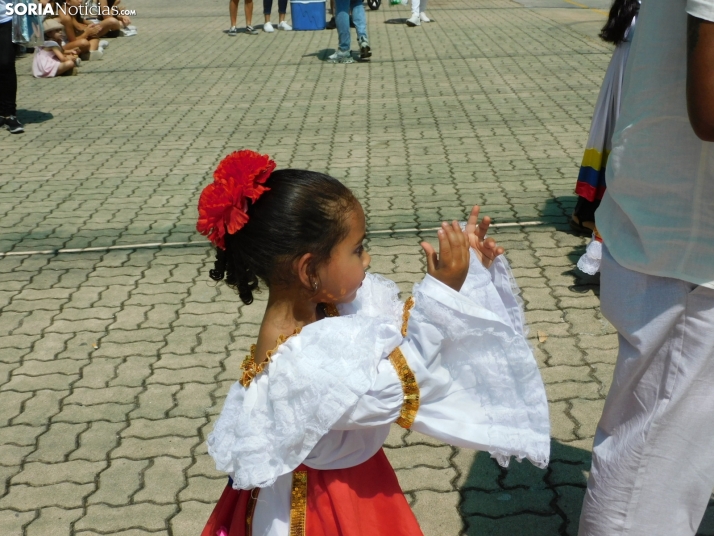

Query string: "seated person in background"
[[54, 0, 114, 59], [98, 0, 136, 36], [33, 18, 80, 77]]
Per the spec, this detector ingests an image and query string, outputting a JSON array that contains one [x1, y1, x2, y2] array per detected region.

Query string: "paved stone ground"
[[2, 0, 714, 534]]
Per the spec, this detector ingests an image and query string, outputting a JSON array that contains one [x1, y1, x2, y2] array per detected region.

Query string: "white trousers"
[[579, 247, 714, 535], [411, 0, 427, 15]]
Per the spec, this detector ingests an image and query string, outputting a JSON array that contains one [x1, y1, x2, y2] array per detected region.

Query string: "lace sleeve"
[[402, 274, 550, 469]]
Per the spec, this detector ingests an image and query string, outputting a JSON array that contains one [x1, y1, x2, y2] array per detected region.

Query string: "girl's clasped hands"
[[420, 205, 506, 291]]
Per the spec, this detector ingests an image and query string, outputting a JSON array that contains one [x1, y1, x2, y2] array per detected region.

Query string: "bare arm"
[[58, 13, 78, 42], [50, 46, 69, 62], [687, 15, 714, 141]]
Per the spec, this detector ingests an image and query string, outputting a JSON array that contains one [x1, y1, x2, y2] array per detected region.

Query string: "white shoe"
[[88, 49, 103, 60], [406, 14, 421, 26], [278, 21, 292, 30], [263, 21, 275, 32], [98, 39, 109, 50], [419, 12, 430, 22], [327, 49, 354, 64]]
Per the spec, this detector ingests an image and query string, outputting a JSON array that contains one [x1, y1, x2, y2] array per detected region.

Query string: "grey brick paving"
[[2, 0, 714, 534]]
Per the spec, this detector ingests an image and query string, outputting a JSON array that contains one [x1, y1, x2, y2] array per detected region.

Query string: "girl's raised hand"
[[465, 205, 505, 269], [420, 221, 470, 292]]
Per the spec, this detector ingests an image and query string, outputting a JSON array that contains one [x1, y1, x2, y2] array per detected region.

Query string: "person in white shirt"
[[578, 1, 714, 534]]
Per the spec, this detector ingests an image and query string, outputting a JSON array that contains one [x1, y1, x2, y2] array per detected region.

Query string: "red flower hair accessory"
[[197, 150, 276, 249]]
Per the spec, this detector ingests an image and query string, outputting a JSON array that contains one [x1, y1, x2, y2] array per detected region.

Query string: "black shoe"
[[358, 36, 371, 59], [326, 16, 336, 29], [246, 25, 259, 35], [4, 115, 24, 134]]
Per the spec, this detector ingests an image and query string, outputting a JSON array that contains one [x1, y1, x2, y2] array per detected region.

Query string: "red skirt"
[[201, 448, 423, 536]]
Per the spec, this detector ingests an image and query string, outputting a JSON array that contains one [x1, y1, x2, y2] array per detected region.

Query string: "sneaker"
[[263, 21, 274, 32], [74, 57, 81, 67], [419, 12, 430, 22], [98, 39, 109, 49], [406, 14, 421, 26], [278, 21, 292, 30], [326, 16, 336, 29], [358, 36, 371, 59], [89, 49, 103, 60], [246, 25, 259, 35], [4, 116, 25, 134], [327, 49, 354, 64], [228, 26, 238, 35]]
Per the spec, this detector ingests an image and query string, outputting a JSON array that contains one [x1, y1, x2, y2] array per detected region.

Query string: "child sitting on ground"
[[197, 150, 550, 535], [32, 19, 81, 78]]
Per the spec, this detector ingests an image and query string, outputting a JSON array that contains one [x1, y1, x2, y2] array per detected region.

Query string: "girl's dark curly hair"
[[208, 169, 359, 305], [600, 0, 639, 45]]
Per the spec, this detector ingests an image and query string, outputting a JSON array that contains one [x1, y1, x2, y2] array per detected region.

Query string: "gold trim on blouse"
[[401, 296, 415, 337], [289, 470, 308, 536], [389, 347, 420, 429], [239, 329, 301, 388], [391, 298, 420, 429], [246, 488, 260, 535]]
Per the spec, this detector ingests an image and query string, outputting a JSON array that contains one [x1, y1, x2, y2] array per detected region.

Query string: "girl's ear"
[[295, 252, 316, 292]]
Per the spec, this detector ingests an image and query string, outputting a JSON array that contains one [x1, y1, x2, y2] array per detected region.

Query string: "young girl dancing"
[[197, 150, 550, 536]]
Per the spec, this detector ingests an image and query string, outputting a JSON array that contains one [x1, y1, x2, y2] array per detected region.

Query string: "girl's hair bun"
[[211, 169, 358, 305]]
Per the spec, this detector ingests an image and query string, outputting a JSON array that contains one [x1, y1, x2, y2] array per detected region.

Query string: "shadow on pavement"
[[460, 440, 589, 535], [16, 109, 53, 125], [541, 195, 601, 294], [460, 434, 714, 535]]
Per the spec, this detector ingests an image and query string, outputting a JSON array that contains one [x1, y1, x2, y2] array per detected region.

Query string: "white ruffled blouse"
[[207, 253, 550, 536]]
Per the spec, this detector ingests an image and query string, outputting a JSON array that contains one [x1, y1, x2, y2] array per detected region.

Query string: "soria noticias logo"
[[4, 3, 136, 16]]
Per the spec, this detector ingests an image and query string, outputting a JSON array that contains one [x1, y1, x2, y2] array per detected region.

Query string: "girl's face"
[[47, 29, 63, 42], [314, 204, 370, 304]]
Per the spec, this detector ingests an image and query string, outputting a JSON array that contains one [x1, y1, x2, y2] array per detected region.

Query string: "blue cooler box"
[[290, 0, 326, 30]]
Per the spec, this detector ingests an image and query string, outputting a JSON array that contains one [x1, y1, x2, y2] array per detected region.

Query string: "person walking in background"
[[0, 0, 24, 134], [262, 0, 292, 31], [578, 0, 714, 534], [571, 0, 639, 275], [406, 0, 431, 27], [228, 0, 259, 35], [328, 0, 371, 63]]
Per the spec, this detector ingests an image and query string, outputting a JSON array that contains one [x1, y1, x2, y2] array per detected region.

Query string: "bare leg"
[[245, 0, 253, 26], [279, 13, 285, 22], [94, 18, 122, 36], [230, 0, 239, 26], [56, 60, 75, 76], [63, 38, 90, 54]]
